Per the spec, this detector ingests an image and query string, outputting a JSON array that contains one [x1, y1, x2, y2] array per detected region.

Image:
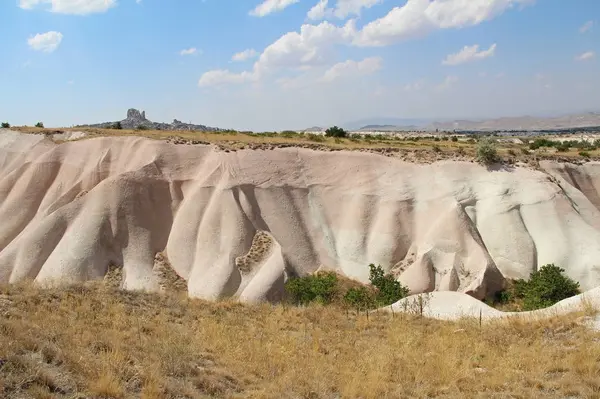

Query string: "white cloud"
[[354, 0, 532, 46], [307, 0, 331, 20], [180, 47, 199, 56], [27, 31, 63, 53], [232, 49, 258, 62], [579, 21, 593, 34], [320, 57, 382, 82], [201, 0, 531, 87], [442, 43, 496, 66], [308, 0, 383, 20], [254, 20, 356, 75], [19, 0, 116, 15], [576, 51, 595, 61], [333, 0, 382, 19], [250, 0, 299, 17], [198, 70, 257, 87]]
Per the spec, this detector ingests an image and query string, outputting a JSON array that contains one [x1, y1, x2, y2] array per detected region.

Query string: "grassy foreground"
[[1, 283, 599, 398]]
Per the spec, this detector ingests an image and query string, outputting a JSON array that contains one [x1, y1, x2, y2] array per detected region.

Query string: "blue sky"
[[1, 0, 598, 131]]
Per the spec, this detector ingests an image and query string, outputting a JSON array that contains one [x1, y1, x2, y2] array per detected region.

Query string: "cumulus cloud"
[[27, 31, 63, 53], [198, 70, 257, 87], [19, 0, 116, 15], [354, 0, 532, 46], [320, 57, 382, 82], [201, 0, 532, 87], [307, 0, 331, 20], [232, 49, 258, 62], [442, 43, 496, 66], [308, 0, 383, 20], [579, 21, 593, 34], [576, 51, 595, 61], [180, 47, 199, 56], [250, 0, 299, 17]]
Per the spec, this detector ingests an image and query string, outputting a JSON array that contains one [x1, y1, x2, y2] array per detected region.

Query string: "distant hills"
[[342, 112, 600, 132]]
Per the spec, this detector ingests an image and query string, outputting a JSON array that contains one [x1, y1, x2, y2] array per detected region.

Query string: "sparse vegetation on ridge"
[[10, 124, 600, 163]]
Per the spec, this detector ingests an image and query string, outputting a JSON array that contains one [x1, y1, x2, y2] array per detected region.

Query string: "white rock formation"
[[1, 130, 600, 302]]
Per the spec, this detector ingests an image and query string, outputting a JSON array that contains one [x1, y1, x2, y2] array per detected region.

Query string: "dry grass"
[[1, 283, 599, 398], [11, 126, 600, 164]]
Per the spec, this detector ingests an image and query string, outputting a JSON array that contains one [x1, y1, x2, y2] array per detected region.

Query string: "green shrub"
[[136, 125, 150, 130], [451, 136, 458, 142], [368, 264, 410, 306], [579, 151, 591, 158], [556, 142, 570, 152], [35, 122, 44, 128], [343, 286, 375, 311], [476, 138, 498, 165], [284, 272, 338, 305], [306, 133, 325, 142], [1, 122, 9, 128], [494, 264, 580, 311], [325, 126, 347, 138], [280, 130, 300, 138]]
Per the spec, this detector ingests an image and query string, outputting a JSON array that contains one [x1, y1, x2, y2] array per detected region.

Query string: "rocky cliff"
[[1, 130, 600, 302]]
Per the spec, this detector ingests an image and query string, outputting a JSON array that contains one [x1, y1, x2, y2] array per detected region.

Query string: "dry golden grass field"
[[1, 282, 600, 399]]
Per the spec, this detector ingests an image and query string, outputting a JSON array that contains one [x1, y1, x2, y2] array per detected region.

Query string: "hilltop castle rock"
[[80, 108, 223, 132]]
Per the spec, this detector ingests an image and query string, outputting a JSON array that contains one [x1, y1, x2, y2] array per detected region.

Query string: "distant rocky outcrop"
[[79, 108, 223, 132]]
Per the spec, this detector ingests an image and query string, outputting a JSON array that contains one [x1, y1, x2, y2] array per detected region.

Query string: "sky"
[[1, 0, 599, 131]]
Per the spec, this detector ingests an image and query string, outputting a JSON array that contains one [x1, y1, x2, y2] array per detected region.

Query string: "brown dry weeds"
[[1, 282, 599, 399]]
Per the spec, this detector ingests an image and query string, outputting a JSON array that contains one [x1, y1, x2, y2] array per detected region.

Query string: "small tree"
[[476, 137, 498, 165], [1, 122, 9, 128], [368, 264, 410, 306], [35, 122, 44, 128], [112, 121, 123, 130], [325, 126, 347, 138]]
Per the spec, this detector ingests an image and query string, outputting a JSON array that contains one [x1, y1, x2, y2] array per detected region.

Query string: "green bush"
[[325, 126, 347, 138], [368, 264, 410, 306], [343, 286, 375, 310], [306, 133, 325, 142], [494, 264, 580, 311], [136, 125, 150, 130], [1, 122, 9, 128], [285, 272, 338, 305], [579, 151, 591, 158], [476, 138, 498, 165], [451, 136, 458, 142], [35, 122, 44, 128], [112, 121, 123, 130]]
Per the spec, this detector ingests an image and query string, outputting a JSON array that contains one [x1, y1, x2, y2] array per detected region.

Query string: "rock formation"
[[81, 108, 223, 132], [1, 130, 600, 302]]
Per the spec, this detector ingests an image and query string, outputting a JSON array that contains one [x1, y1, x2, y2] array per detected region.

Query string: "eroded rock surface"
[[1, 130, 600, 301]]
